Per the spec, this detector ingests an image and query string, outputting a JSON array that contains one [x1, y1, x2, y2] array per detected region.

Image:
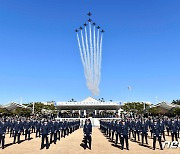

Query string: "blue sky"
[[0, 0, 180, 104]]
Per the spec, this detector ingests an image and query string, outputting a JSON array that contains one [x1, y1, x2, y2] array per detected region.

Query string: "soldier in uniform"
[[0, 119, 6, 149], [61, 120, 66, 138], [134, 119, 141, 141], [129, 119, 135, 139], [50, 120, 57, 144], [111, 120, 116, 141], [159, 119, 166, 141], [20, 119, 25, 135], [40, 120, 49, 149], [24, 119, 31, 140], [177, 118, 180, 138], [152, 120, 163, 150], [57, 120, 62, 140], [120, 120, 129, 150], [140, 119, 148, 145], [83, 119, 92, 150], [109, 120, 113, 139], [9, 119, 15, 137], [35, 120, 41, 138], [165, 118, 170, 136], [13, 120, 21, 144], [149, 119, 154, 138], [32, 119, 37, 133], [170, 119, 178, 141], [115, 120, 122, 145]]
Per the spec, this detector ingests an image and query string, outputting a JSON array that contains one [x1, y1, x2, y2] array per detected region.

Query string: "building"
[[1, 102, 32, 111], [153, 102, 180, 114], [41, 101, 55, 106], [56, 96, 122, 118]]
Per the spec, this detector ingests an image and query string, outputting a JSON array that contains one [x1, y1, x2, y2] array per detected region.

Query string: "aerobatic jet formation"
[[75, 12, 105, 96]]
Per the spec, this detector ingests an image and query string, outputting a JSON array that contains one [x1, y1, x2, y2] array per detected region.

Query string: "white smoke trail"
[[76, 33, 87, 80], [84, 26, 91, 87], [96, 29, 100, 89], [89, 22, 96, 94], [98, 33, 103, 86], [93, 25, 97, 86], [80, 30, 90, 86], [89, 22, 94, 84], [76, 21, 104, 96]]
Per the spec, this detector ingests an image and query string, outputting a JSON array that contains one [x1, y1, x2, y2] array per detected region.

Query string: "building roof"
[[2, 102, 32, 111], [81, 97, 100, 104], [56, 96, 121, 110], [154, 102, 180, 110]]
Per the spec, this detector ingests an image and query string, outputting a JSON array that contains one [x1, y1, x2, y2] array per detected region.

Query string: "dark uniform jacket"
[[83, 124, 92, 136]]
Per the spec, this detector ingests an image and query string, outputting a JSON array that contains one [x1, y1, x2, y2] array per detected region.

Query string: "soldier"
[[134, 119, 141, 141], [129, 119, 135, 139], [120, 120, 129, 150], [20, 119, 25, 135], [65, 121, 69, 136], [50, 120, 57, 144], [0, 120, 6, 149], [35, 120, 41, 138], [5, 119, 10, 134], [32, 119, 37, 133], [177, 118, 180, 138], [109, 120, 113, 139], [111, 120, 116, 141], [83, 119, 92, 150], [149, 119, 154, 138], [40, 121, 49, 149], [170, 119, 178, 141], [9, 119, 15, 137], [159, 119, 166, 141], [140, 119, 148, 145], [165, 118, 170, 136], [115, 120, 122, 145], [13, 120, 21, 144], [61, 120, 65, 138], [24, 119, 31, 140], [57, 120, 62, 140], [152, 120, 163, 150]]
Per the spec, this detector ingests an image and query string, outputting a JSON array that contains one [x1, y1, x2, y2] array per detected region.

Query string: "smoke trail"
[[96, 28, 100, 89], [89, 22, 94, 86], [84, 26, 91, 81], [75, 15, 104, 96], [98, 33, 103, 86], [93, 25, 97, 86], [76, 33, 87, 80], [85, 25, 94, 91], [80, 30, 90, 86]]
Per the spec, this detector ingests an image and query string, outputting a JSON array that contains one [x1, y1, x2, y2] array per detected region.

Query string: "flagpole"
[[32, 102, 35, 114]]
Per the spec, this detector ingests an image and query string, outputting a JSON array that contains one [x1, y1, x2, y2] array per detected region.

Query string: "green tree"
[[12, 107, 31, 116], [172, 100, 180, 105], [148, 107, 160, 115], [122, 102, 150, 114], [170, 107, 180, 115], [25, 102, 56, 114]]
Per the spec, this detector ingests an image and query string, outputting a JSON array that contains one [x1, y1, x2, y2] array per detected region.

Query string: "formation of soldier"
[[100, 117, 180, 150], [0, 117, 80, 149]]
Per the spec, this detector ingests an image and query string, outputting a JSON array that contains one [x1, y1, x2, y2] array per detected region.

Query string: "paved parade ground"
[[0, 127, 179, 154]]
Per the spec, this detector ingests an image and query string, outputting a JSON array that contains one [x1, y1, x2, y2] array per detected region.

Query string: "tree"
[[172, 100, 180, 105], [24, 102, 57, 115], [12, 107, 31, 116], [0, 108, 11, 116], [170, 107, 180, 115], [122, 102, 150, 114], [147, 107, 160, 115]]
